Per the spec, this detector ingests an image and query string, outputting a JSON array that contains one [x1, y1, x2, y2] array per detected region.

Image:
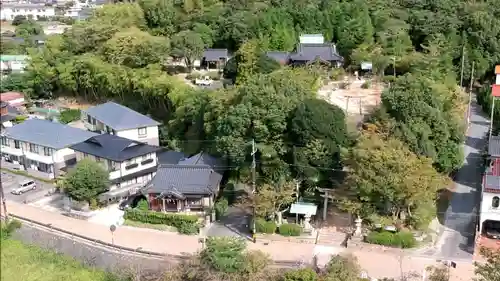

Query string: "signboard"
[[361, 62, 373, 70], [493, 85, 500, 97]]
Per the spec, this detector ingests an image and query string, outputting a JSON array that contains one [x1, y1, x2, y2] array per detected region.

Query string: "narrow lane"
[[434, 96, 489, 260]]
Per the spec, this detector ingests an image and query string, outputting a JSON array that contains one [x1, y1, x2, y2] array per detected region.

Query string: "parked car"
[[195, 76, 213, 86], [118, 194, 141, 210], [11, 180, 36, 195]]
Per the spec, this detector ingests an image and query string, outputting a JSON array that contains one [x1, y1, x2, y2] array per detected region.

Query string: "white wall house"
[[81, 101, 161, 146], [1, 55, 29, 74], [71, 133, 162, 202], [0, 119, 97, 179], [0, 3, 55, 20], [480, 138, 500, 234]]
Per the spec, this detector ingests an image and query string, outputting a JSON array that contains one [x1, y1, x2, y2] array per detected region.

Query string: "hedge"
[[255, 218, 277, 234], [365, 230, 417, 248], [278, 223, 302, 236], [124, 209, 199, 235]]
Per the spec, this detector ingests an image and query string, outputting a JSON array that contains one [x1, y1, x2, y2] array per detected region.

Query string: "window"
[[142, 154, 151, 161], [14, 140, 20, 149], [87, 114, 91, 123], [83, 153, 89, 158], [138, 127, 147, 137], [493, 196, 500, 208], [0, 137, 8, 146], [107, 160, 118, 171], [29, 143, 39, 153], [43, 147, 53, 156]]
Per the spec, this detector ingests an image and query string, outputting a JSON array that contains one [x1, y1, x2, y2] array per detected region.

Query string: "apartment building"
[[81, 101, 160, 146], [70, 133, 162, 202], [0, 118, 97, 179], [0, 3, 55, 20]]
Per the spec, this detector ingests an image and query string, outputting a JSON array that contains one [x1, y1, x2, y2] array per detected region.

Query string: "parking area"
[[1, 171, 55, 204]]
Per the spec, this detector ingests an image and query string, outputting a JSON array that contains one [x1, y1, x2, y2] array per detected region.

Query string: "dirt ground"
[[55, 97, 95, 110]]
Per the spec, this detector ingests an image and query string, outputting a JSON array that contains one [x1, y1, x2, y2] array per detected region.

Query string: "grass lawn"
[[0, 239, 122, 281], [123, 219, 177, 232]]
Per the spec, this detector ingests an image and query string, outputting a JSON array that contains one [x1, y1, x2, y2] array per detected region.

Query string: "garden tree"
[[171, 30, 205, 70], [282, 268, 318, 281], [233, 39, 281, 84], [192, 23, 215, 47], [11, 15, 27, 26], [474, 247, 500, 281], [62, 159, 109, 202], [340, 131, 450, 227], [288, 98, 348, 186], [335, 0, 374, 56], [15, 20, 43, 38], [426, 265, 450, 281], [322, 254, 362, 281], [101, 27, 169, 68], [252, 180, 295, 225], [0, 73, 31, 94], [380, 73, 465, 173], [200, 237, 247, 274]]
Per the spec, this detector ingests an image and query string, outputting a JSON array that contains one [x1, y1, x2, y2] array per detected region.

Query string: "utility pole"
[[467, 61, 475, 127], [460, 44, 466, 88], [251, 139, 257, 243]]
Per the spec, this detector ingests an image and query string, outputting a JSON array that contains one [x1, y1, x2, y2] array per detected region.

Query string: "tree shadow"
[[465, 136, 486, 151]]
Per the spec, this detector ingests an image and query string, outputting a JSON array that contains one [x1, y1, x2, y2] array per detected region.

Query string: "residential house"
[[0, 91, 26, 108], [266, 34, 344, 67], [201, 49, 229, 70], [479, 136, 500, 235], [81, 101, 161, 146], [0, 55, 29, 74], [70, 133, 162, 202], [0, 118, 97, 179], [142, 152, 224, 212], [0, 3, 55, 20], [0, 101, 20, 128]]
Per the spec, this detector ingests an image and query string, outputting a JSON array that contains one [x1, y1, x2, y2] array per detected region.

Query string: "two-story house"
[[0, 3, 56, 20], [480, 136, 500, 237], [70, 133, 162, 202], [81, 102, 160, 146], [0, 118, 97, 179]]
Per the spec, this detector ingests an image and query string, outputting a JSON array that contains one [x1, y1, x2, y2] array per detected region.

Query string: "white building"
[[0, 55, 29, 74], [81, 101, 160, 146], [70, 133, 162, 202], [0, 118, 97, 179], [479, 137, 500, 236], [0, 3, 55, 20]]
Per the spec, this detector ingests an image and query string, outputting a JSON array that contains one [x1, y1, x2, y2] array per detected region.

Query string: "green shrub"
[[136, 199, 149, 211], [283, 268, 318, 281], [1, 220, 22, 240], [214, 198, 228, 220], [365, 230, 416, 248], [124, 209, 199, 235], [59, 108, 81, 124], [361, 81, 371, 89], [278, 223, 302, 236], [255, 218, 276, 234]]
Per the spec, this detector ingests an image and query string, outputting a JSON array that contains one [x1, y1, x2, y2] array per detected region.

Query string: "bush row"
[[124, 209, 199, 235], [365, 230, 417, 248], [255, 218, 302, 236]]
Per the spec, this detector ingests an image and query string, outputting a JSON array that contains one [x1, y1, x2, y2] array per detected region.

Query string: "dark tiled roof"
[[289, 43, 343, 62], [84, 101, 160, 130], [489, 136, 500, 157], [2, 118, 97, 149], [70, 134, 161, 162], [203, 49, 228, 61], [266, 51, 290, 64], [158, 150, 187, 165], [178, 152, 225, 173], [142, 164, 221, 195]]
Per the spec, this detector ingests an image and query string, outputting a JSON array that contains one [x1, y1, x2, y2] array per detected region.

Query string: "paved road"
[[1, 171, 54, 203], [430, 97, 488, 260], [205, 206, 251, 238]]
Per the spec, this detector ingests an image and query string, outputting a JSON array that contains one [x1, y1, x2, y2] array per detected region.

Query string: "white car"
[[11, 180, 36, 195]]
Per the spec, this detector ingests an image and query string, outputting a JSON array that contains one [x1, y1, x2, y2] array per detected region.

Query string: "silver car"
[[11, 180, 36, 195]]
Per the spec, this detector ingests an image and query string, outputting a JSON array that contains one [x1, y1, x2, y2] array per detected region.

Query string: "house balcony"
[[0, 145, 23, 157], [24, 151, 54, 164]]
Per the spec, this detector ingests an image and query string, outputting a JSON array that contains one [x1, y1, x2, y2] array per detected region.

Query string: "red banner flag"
[[493, 84, 500, 97]]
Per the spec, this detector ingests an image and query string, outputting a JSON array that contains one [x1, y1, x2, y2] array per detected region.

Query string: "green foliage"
[[58, 109, 81, 124], [63, 159, 109, 202], [278, 223, 302, 236], [13, 115, 28, 124], [474, 247, 500, 281], [365, 230, 417, 249], [255, 218, 277, 234], [360, 81, 371, 89], [0, 220, 22, 240], [0, 73, 32, 95], [136, 199, 149, 211], [214, 198, 228, 220], [282, 268, 318, 281], [12, 15, 27, 26], [200, 237, 247, 273], [323, 254, 362, 281], [123, 209, 199, 235]]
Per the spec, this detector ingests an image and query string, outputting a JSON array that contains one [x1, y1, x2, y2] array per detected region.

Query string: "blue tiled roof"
[[2, 118, 97, 149], [84, 101, 160, 131]]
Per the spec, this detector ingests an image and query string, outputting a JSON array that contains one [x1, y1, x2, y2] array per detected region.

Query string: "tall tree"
[[171, 30, 205, 70], [62, 158, 109, 202]]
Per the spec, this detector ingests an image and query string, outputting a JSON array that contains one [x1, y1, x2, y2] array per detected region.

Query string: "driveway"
[[1, 171, 54, 204], [205, 206, 251, 238], [423, 97, 487, 261]]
